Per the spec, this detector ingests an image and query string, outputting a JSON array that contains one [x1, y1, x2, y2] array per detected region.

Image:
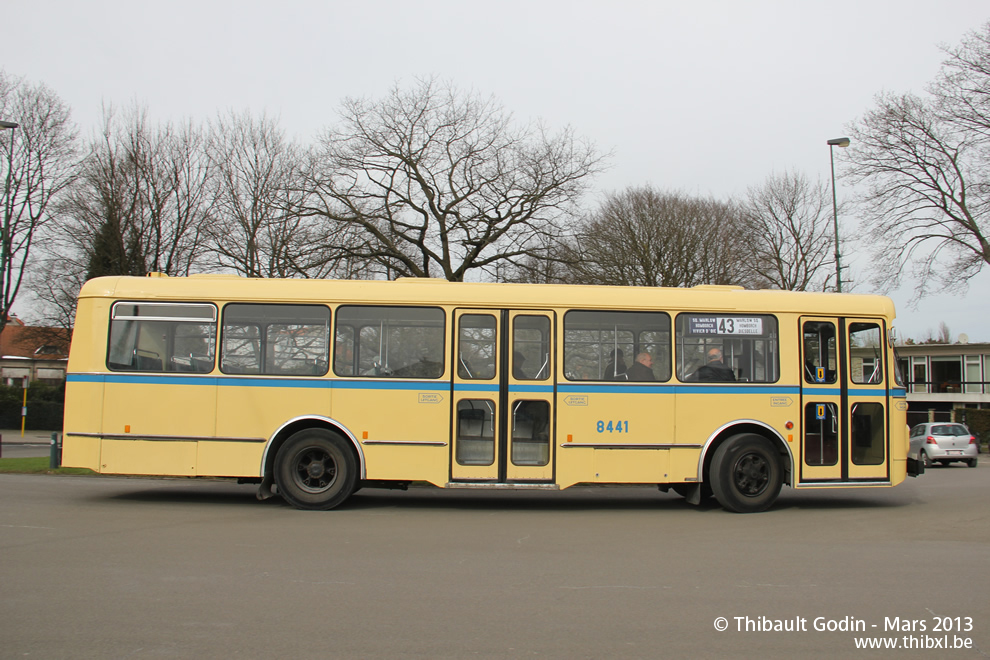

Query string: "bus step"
[[445, 482, 560, 491]]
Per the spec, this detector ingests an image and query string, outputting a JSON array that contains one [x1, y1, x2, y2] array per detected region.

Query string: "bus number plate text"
[[596, 420, 629, 433]]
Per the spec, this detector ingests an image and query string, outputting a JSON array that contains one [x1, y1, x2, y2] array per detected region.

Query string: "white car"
[[909, 423, 978, 468]]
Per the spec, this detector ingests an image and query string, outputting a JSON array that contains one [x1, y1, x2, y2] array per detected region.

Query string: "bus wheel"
[[710, 434, 782, 513], [275, 429, 357, 510]]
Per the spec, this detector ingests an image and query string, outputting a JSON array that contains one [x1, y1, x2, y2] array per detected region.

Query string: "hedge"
[[0, 383, 65, 431]]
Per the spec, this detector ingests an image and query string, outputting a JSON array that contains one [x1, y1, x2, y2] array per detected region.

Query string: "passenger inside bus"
[[604, 349, 628, 380], [694, 347, 736, 382], [625, 352, 656, 381]]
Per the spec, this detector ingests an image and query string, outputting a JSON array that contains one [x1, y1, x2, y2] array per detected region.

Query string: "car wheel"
[[920, 451, 931, 469], [967, 458, 978, 468]]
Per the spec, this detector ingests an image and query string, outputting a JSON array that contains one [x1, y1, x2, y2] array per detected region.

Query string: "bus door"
[[451, 309, 555, 482], [799, 318, 890, 483]]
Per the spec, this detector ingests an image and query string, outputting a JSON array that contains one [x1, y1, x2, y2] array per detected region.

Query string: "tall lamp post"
[[827, 137, 850, 292], [1, 120, 18, 325]]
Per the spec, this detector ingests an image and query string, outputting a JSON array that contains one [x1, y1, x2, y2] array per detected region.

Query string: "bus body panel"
[[60, 275, 909, 511]]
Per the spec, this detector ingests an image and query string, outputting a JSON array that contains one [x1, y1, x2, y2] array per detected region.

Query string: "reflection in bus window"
[[458, 314, 496, 380], [512, 315, 551, 380], [334, 306, 444, 378], [803, 321, 837, 384], [108, 302, 217, 373], [563, 310, 671, 381], [222, 304, 330, 376], [676, 314, 779, 383], [850, 322, 883, 384]]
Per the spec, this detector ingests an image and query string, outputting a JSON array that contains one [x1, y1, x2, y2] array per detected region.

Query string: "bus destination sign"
[[689, 316, 764, 336]]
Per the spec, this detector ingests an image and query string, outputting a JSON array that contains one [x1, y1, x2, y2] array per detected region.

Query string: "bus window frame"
[[220, 302, 331, 377], [107, 301, 218, 373], [675, 313, 780, 384], [333, 305, 446, 379]]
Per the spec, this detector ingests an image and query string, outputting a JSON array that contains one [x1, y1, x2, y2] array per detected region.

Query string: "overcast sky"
[[4, 1, 990, 341]]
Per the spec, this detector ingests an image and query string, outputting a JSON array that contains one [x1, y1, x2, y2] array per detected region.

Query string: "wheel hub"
[[733, 454, 769, 496], [307, 460, 326, 480]]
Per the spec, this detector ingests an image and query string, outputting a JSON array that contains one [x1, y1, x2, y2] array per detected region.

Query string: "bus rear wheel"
[[710, 433, 782, 513], [275, 429, 357, 510]]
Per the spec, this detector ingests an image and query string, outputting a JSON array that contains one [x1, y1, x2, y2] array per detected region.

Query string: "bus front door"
[[799, 317, 890, 484], [451, 309, 555, 483]]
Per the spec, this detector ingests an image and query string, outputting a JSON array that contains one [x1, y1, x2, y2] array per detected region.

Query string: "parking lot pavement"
[[0, 429, 59, 459]]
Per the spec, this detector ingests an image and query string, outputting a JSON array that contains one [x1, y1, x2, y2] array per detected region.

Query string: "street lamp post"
[[1, 120, 19, 323], [827, 137, 850, 293]]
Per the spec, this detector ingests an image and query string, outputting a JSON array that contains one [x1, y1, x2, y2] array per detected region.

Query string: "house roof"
[[0, 322, 69, 359]]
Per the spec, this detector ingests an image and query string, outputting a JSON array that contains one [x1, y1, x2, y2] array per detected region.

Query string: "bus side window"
[[563, 310, 671, 382], [222, 303, 330, 376], [334, 306, 445, 379], [676, 314, 779, 384], [108, 303, 217, 373]]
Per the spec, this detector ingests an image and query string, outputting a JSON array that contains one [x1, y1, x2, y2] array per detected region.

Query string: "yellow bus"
[[61, 274, 918, 513]]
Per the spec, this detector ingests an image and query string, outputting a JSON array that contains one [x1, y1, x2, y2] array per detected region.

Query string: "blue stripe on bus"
[[67, 373, 901, 398]]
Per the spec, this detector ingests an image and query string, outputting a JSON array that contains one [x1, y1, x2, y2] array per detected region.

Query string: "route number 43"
[[596, 420, 629, 433]]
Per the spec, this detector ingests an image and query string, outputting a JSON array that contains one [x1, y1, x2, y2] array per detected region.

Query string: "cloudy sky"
[[5, 1, 990, 340]]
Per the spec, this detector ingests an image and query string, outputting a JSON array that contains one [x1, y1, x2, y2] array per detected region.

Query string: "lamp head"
[[827, 137, 850, 147], [0, 121, 19, 130]]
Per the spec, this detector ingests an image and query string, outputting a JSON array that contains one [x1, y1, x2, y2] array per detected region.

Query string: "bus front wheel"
[[275, 429, 357, 510], [710, 433, 782, 513]]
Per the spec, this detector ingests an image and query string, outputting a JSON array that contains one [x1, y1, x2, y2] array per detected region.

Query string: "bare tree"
[[566, 187, 749, 287], [206, 110, 357, 278], [53, 105, 210, 281], [845, 22, 990, 296], [299, 78, 604, 281], [0, 71, 78, 334], [740, 170, 836, 291]]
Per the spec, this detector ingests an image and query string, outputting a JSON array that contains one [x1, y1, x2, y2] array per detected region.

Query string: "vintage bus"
[[61, 274, 918, 513]]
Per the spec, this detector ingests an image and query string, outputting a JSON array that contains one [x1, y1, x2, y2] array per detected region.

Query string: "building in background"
[[895, 340, 990, 428], [0, 317, 69, 385]]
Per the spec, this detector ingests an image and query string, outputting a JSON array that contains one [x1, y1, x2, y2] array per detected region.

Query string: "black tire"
[[968, 458, 978, 468], [274, 429, 357, 510], [920, 450, 931, 470], [709, 434, 782, 513]]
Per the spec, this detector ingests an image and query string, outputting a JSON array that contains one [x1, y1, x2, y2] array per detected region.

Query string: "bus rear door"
[[799, 317, 890, 484]]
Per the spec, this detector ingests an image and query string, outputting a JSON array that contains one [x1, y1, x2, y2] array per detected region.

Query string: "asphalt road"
[[1, 463, 988, 659]]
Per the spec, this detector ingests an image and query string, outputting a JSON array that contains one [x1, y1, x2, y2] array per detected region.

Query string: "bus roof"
[[78, 275, 897, 320]]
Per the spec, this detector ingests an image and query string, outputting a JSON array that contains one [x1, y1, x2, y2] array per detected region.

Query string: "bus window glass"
[[563, 310, 671, 381], [513, 316, 550, 380], [804, 402, 839, 466], [456, 399, 495, 465], [803, 321, 837, 384], [222, 304, 330, 376], [851, 402, 885, 465], [511, 400, 550, 466], [850, 322, 883, 384], [458, 314, 497, 380], [334, 306, 444, 378], [108, 302, 216, 373], [677, 314, 779, 383]]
